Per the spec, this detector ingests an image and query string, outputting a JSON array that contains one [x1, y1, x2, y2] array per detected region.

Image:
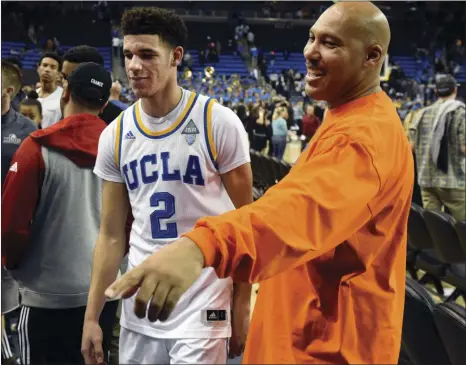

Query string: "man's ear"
[[62, 84, 71, 102], [366, 45, 383, 67], [100, 101, 108, 114], [5, 86, 15, 98], [172, 46, 184, 67]]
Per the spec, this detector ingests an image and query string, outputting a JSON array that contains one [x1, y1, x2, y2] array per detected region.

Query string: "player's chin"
[[305, 84, 329, 101], [132, 88, 150, 99]]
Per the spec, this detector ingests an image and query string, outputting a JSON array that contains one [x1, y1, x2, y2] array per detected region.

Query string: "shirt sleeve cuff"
[[183, 227, 219, 268]]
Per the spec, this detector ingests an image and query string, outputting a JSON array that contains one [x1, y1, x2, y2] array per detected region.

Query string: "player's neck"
[[39, 81, 57, 97], [141, 83, 183, 118]]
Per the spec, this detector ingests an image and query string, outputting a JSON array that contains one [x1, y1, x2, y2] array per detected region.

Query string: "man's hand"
[[105, 237, 204, 322], [81, 320, 105, 364], [228, 293, 251, 359]]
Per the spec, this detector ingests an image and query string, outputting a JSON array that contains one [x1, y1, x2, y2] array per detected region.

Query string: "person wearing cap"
[[61, 45, 124, 124], [410, 74, 465, 221], [1, 62, 119, 364]]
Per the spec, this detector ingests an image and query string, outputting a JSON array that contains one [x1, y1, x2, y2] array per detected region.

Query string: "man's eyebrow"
[[124, 48, 158, 53], [309, 29, 344, 43]]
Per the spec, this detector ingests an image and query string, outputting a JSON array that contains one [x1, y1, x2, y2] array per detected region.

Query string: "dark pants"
[[271, 135, 287, 160], [2, 307, 21, 361], [17, 300, 118, 364]]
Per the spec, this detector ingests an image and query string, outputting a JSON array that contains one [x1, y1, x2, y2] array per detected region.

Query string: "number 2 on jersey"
[[150, 192, 178, 239]]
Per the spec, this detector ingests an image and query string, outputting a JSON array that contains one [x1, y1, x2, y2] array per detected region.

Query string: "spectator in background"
[[2, 63, 119, 365], [4, 58, 26, 112], [109, 80, 128, 110], [410, 74, 466, 221], [293, 100, 304, 132], [271, 104, 288, 160], [19, 91, 43, 128], [235, 103, 248, 130], [301, 104, 321, 151], [61, 45, 123, 124], [1, 60, 37, 365], [36, 52, 63, 128], [249, 104, 269, 153]]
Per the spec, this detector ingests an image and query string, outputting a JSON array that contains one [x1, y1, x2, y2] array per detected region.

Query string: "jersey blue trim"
[[133, 94, 199, 140]]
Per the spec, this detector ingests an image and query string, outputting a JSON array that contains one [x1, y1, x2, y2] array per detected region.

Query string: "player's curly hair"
[[121, 7, 188, 49]]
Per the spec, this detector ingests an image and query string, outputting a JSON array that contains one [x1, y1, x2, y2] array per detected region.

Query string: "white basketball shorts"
[[119, 326, 228, 364]]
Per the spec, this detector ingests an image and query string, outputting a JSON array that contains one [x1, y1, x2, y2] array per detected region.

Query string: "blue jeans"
[[271, 135, 287, 160]]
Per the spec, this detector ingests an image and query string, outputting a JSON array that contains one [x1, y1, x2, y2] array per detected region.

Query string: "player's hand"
[[105, 237, 204, 322], [81, 319, 105, 364], [228, 295, 250, 358]]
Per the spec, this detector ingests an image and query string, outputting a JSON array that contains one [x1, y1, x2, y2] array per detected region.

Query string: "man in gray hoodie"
[[2, 63, 118, 364]]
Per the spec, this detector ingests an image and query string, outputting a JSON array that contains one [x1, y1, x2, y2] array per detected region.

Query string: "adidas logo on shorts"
[[124, 131, 136, 140], [209, 312, 217, 320]]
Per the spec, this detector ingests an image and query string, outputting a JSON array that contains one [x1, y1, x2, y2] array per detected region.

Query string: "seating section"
[[392, 55, 466, 83], [401, 277, 451, 365], [249, 150, 466, 365], [433, 302, 466, 365], [1, 41, 112, 72], [4, 40, 464, 83], [188, 50, 250, 77], [249, 149, 291, 195]]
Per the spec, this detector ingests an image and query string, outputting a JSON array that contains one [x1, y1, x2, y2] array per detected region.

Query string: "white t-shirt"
[[37, 86, 63, 128], [94, 88, 250, 339]]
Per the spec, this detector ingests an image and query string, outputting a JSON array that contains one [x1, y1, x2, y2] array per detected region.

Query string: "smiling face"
[[123, 34, 183, 99], [303, 3, 387, 108]]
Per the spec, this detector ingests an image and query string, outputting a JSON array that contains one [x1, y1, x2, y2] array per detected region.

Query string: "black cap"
[[67, 62, 112, 106], [435, 74, 457, 97]]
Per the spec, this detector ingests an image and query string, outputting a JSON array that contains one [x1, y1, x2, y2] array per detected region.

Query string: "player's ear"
[[172, 46, 184, 67], [100, 101, 108, 114], [62, 82, 71, 103]]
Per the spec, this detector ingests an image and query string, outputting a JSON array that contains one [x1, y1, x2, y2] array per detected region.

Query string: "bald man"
[[105, 3, 414, 364]]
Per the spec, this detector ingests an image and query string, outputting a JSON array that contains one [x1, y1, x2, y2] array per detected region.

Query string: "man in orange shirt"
[[106, 2, 414, 364]]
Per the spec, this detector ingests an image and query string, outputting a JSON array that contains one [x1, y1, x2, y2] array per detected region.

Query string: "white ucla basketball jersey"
[[115, 89, 234, 339]]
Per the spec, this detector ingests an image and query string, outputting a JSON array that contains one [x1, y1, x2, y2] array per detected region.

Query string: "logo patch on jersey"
[[204, 309, 227, 323], [181, 119, 199, 146], [9, 162, 18, 172], [124, 131, 136, 140]]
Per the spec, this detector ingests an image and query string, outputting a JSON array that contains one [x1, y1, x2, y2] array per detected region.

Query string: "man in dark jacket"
[[2, 63, 118, 364], [1, 59, 36, 365]]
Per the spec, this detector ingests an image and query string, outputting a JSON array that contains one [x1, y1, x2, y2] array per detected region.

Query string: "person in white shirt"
[[82, 7, 253, 365], [36, 52, 63, 128]]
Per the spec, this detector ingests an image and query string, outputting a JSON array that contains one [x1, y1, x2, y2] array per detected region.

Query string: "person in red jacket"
[[301, 103, 321, 151], [2, 63, 119, 364], [106, 2, 414, 364]]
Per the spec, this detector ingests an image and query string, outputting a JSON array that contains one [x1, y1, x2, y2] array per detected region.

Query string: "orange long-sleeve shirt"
[[184, 91, 414, 364]]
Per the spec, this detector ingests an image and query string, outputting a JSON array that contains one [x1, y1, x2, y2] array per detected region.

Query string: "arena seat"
[[401, 277, 452, 365], [252, 186, 264, 201], [423, 210, 466, 302], [407, 204, 446, 295], [454, 221, 466, 256], [433, 302, 466, 365], [269, 157, 283, 182], [278, 160, 292, 180]]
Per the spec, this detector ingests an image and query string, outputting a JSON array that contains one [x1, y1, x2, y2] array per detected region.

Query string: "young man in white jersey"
[[36, 52, 63, 128], [82, 7, 253, 364]]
